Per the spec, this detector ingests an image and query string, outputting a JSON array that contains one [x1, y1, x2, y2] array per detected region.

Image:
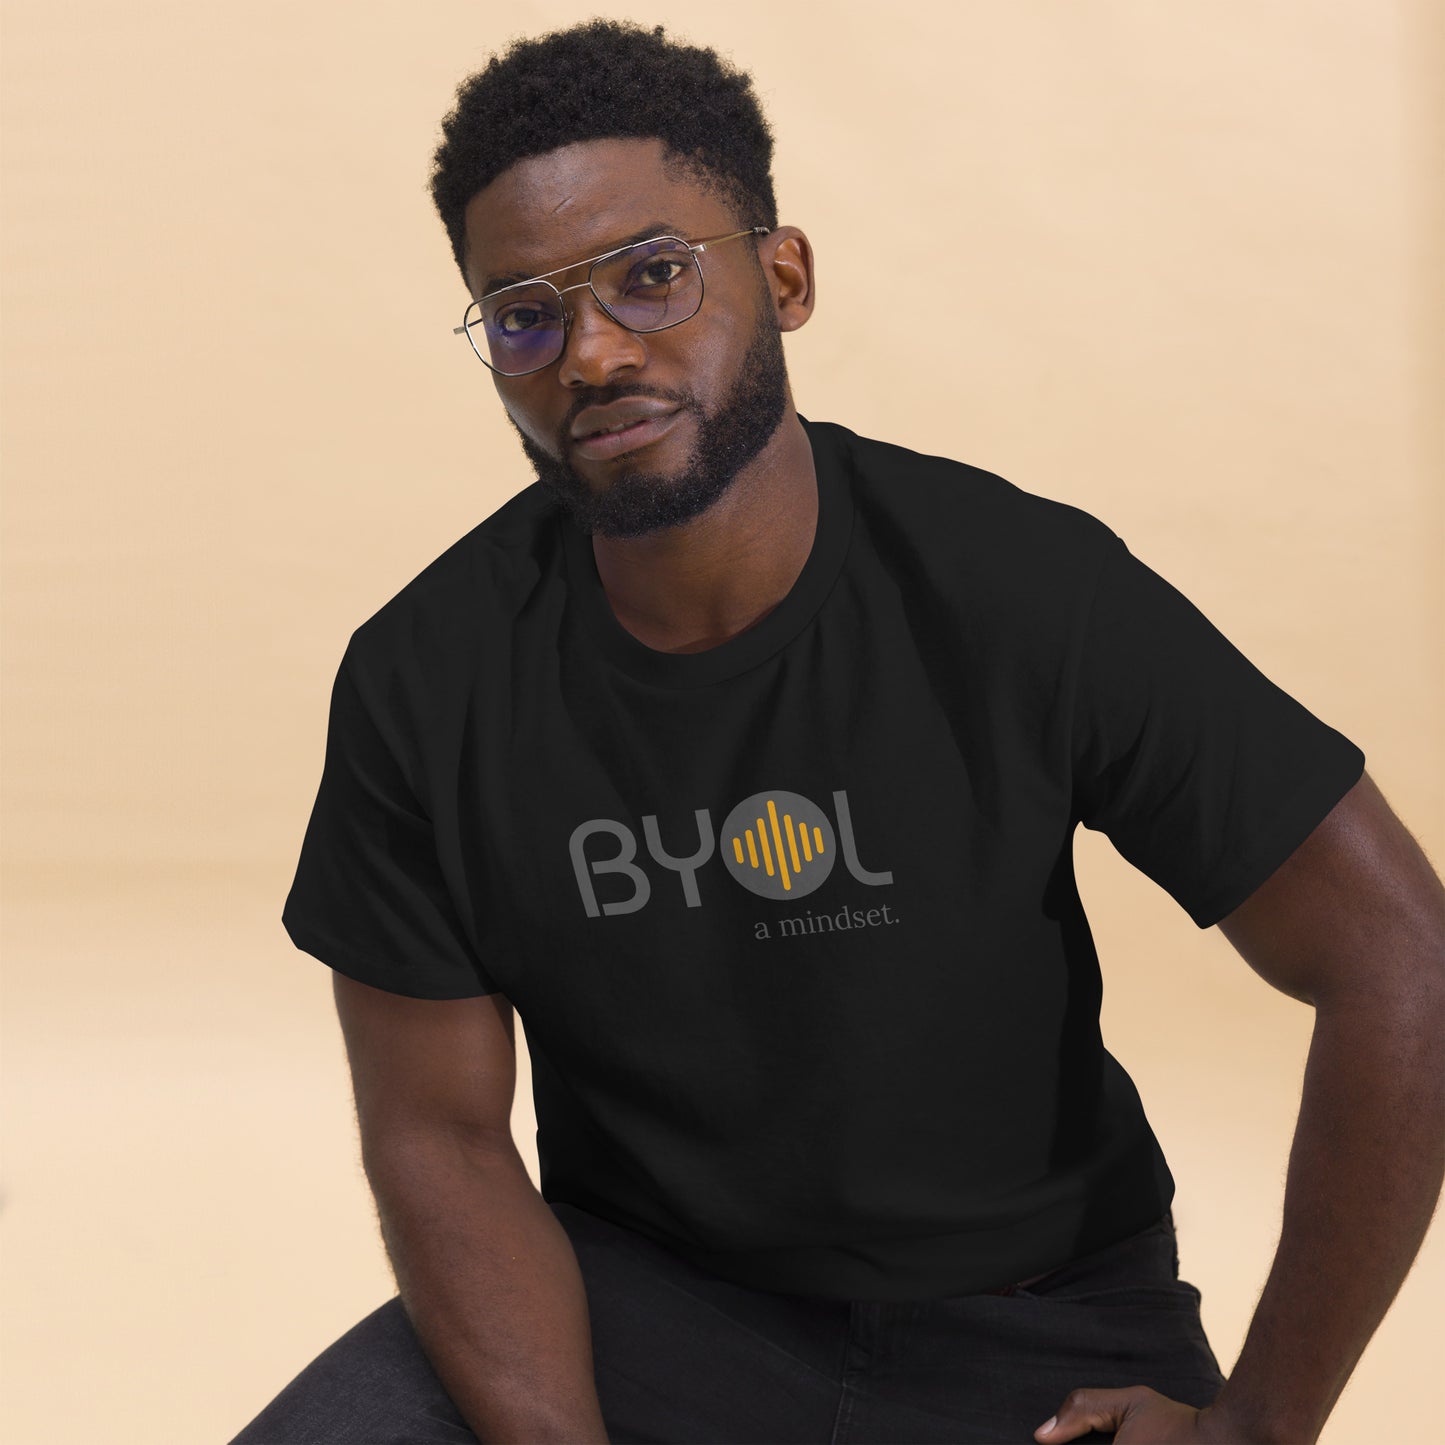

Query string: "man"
[[231, 19, 1445, 1445]]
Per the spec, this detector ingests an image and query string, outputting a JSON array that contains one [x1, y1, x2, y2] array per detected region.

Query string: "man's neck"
[[589, 409, 818, 655]]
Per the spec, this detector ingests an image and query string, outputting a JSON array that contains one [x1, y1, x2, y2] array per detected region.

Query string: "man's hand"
[[1034, 1387, 1268, 1443]]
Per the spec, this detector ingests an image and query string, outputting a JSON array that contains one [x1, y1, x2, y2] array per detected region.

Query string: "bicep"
[[331, 970, 519, 1165], [1216, 770, 1445, 1008]]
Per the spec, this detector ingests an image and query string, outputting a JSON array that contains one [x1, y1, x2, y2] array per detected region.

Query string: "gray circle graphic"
[[718, 790, 836, 899]]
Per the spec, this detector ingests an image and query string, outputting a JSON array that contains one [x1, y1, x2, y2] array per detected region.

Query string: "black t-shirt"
[[282, 414, 1364, 1301]]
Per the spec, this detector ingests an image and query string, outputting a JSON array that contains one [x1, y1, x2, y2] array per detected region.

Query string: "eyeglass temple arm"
[[692, 225, 771, 254]]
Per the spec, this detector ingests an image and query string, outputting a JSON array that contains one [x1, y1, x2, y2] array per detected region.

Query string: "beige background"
[[2, 1, 1441, 1442]]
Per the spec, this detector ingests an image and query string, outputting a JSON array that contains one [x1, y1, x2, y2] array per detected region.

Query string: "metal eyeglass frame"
[[452, 225, 771, 376]]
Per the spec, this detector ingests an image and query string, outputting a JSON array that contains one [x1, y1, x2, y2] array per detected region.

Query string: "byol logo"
[[569, 788, 892, 916]]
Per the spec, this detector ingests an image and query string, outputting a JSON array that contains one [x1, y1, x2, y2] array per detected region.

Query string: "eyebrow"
[[480, 221, 687, 297]]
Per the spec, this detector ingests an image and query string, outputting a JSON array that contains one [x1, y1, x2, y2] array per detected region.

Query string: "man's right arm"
[[332, 972, 611, 1445]]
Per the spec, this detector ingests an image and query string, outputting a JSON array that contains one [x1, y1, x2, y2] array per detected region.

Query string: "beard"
[[504, 302, 791, 540]]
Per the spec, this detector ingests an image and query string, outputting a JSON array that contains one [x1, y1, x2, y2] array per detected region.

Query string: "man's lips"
[[571, 409, 683, 461]]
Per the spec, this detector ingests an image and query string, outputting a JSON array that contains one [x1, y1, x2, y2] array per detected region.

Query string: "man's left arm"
[[1038, 768, 1445, 1445]]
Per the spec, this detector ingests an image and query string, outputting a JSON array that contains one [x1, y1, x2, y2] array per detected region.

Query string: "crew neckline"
[[559, 413, 855, 689]]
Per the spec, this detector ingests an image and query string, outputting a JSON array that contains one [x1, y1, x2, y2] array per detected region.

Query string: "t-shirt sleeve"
[[281, 645, 501, 999], [1070, 529, 1366, 930]]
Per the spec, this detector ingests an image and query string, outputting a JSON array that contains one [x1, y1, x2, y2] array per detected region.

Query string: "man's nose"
[[555, 287, 649, 388]]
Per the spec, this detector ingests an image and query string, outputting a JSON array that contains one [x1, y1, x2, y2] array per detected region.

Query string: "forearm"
[[367, 1131, 611, 1445], [1209, 990, 1445, 1444]]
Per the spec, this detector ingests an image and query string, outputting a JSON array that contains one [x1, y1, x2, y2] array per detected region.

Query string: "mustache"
[[563, 389, 690, 438]]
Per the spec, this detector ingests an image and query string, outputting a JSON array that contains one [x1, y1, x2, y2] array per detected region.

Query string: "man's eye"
[[498, 306, 548, 333], [628, 259, 687, 290]]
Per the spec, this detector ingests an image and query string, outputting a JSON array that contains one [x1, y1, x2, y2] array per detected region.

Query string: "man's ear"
[[764, 227, 815, 332]]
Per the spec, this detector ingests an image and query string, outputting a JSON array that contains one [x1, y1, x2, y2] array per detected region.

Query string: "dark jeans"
[[228, 1201, 1225, 1444]]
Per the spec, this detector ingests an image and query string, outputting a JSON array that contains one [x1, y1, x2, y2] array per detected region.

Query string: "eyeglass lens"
[[464, 238, 703, 374]]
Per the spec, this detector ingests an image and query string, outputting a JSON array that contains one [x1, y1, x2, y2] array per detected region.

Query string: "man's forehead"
[[461, 137, 724, 295]]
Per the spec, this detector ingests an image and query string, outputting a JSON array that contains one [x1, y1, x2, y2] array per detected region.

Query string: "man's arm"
[[369, 1127, 611, 1445], [1039, 769, 1445, 1445], [333, 975, 612, 1445], [1199, 769, 1445, 1443]]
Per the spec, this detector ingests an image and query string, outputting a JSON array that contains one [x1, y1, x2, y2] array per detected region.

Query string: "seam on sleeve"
[[283, 912, 500, 999], [1061, 526, 1121, 816], [341, 644, 433, 822]]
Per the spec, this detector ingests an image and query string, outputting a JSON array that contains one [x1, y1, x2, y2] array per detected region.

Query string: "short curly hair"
[[428, 19, 779, 290]]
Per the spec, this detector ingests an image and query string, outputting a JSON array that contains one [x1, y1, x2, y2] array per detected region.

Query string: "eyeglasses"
[[453, 226, 770, 376]]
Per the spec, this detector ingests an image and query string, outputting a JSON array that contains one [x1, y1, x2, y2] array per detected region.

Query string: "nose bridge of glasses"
[[561, 262, 680, 333], [554, 278, 595, 300]]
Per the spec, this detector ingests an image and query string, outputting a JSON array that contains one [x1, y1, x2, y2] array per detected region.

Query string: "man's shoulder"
[[822, 416, 1118, 573], [345, 479, 559, 675]]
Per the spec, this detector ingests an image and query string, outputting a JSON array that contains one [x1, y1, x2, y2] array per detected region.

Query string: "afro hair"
[[428, 19, 779, 289]]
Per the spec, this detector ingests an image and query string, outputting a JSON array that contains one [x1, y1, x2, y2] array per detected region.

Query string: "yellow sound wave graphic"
[[729, 798, 825, 892]]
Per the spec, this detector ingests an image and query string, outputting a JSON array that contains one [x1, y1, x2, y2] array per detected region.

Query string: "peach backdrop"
[[2, 2, 1441, 1442]]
